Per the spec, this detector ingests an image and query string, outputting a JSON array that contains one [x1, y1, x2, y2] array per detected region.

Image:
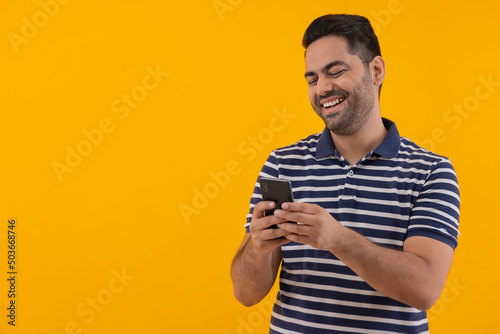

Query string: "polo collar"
[[315, 118, 400, 159]]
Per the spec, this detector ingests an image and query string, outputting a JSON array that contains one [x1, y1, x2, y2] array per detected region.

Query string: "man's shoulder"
[[271, 131, 323, 156], [398, 136, 453, 167]]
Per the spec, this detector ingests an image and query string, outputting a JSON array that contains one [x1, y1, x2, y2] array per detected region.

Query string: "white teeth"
[[323, 98, 345, 108]]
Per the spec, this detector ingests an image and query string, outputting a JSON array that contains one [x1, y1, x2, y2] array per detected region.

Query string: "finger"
[[281, 202, 321, 214], [250, 215, 288, 235], [263, 225, 292, 240], [277, 221, 309, 235], [262, 215, 288, 230], [253, 201, 276, 218], [273, 209, 312, 226], [250, 227, 291, 253]]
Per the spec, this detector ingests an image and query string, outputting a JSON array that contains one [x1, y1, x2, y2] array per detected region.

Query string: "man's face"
[[305, 36, 376, 136]]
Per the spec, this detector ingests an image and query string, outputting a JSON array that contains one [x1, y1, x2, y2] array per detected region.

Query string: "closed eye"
[[330, 69, 346, 78], [307, 78, 318, 86], [305, 68, 347, 86]]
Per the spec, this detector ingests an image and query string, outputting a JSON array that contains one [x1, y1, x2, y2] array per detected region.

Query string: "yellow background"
[[1, 0, 498, 333]]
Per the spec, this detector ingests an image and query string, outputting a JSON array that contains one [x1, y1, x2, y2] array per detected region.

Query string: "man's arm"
[[231, 201, 290, 307], [275, 202, 454, 311]]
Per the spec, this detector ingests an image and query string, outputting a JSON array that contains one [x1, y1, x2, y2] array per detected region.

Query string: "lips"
[[318, 95, 346, 115]]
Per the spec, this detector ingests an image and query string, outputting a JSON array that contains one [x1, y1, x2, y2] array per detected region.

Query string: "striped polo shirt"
[[244, 118, 460, 333]]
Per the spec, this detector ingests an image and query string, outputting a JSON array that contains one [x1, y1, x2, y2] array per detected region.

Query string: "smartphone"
[[259, 177, 294, 227]]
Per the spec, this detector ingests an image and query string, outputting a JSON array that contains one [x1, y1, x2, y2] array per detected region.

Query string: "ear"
[[371, 56, 386, 87]]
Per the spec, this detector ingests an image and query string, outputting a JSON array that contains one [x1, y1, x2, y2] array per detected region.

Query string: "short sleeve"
[[407, 158, 460, 249]]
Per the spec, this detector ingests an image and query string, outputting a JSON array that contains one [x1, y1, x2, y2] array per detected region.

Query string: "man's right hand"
[[249, 201, 291, 254]]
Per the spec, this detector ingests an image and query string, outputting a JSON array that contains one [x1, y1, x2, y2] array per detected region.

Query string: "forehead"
[[305, 36, 357, 72]]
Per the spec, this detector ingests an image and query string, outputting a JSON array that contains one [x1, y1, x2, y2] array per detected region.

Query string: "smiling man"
[[231, 14, 460, 333]]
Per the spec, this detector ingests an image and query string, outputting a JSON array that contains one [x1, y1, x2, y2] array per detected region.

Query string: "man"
[[231, 14, 460, 333]]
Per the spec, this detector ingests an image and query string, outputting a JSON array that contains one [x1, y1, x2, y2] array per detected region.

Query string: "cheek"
[[308, 88, 316, 105]]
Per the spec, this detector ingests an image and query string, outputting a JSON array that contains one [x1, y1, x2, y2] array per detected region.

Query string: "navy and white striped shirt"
[[244, 118, 460, 333]]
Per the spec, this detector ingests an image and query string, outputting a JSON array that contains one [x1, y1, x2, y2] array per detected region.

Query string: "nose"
[[315, 76, 335, 97]]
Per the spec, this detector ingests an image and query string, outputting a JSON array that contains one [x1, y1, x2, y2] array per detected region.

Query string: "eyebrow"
[[304, 60, 349, 78]]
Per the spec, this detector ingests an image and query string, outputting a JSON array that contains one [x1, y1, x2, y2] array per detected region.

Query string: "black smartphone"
[[259, 178, 294, 226]]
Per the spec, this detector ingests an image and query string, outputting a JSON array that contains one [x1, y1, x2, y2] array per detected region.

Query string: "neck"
[[331, 113, 387, 166]]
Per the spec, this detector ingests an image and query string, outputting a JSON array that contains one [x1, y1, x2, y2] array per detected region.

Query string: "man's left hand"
[[274, 202, 343, 251]]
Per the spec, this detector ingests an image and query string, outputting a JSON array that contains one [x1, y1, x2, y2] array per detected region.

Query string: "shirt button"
[[348, 170, 354, 176]]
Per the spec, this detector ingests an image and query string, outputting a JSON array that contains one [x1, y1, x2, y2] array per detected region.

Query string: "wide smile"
[[319, 96, 346, 115]]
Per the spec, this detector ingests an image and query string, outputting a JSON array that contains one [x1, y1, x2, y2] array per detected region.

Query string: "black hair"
[[302, 14, 381, 63]]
